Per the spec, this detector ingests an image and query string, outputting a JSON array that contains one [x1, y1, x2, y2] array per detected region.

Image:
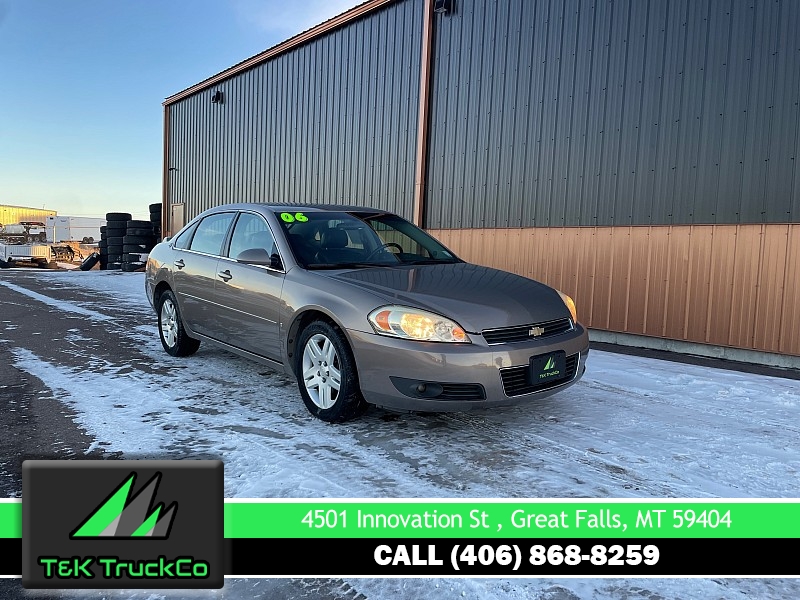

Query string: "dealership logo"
[[71, 472, 177, 539], [23, 460, 224, 589], [542, 356, 556, 371]]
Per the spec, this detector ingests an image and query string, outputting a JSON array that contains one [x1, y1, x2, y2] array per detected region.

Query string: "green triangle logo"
[[70, 472, 177, 539]]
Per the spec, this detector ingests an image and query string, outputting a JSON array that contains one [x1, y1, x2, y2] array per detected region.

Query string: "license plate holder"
[[529, 351, 567, 385]]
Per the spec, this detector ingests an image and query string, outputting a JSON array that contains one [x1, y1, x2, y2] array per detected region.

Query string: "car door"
[[213, 211, 285, 361], [172, 212, 235, 337]]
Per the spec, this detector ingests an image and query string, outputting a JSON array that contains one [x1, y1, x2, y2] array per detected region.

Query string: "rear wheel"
[[296, 320, 367, 422], [157, 290, 200, 357]]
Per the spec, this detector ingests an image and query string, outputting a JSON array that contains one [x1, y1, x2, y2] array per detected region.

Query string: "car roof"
[[206, 202, 389, 215]]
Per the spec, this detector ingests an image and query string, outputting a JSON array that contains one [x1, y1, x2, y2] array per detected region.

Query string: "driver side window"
[[228, 213, 276, 260]]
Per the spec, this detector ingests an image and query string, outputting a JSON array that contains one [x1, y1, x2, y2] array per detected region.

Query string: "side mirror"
[[235, 248, 284, 271], [236, 247, 272, 266]]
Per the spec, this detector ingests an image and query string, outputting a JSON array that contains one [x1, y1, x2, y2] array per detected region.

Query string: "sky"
[[0, 0, 359, 220]]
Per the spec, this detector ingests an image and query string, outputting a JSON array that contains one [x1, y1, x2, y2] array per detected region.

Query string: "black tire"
[[121, 262, 145, 272], [105, 225, 126, 234], [126, 220, 152, 228], [123, 252, 147, 261], [107, 236, 124, 246], [107, 246, 123, 255], [148, 203, 162, 213], [105, 212, 132, 221], [100, 225, 107, 234], [106, 262, 121, 270], [98, 240, 107, 249], [123, 234, 154, 245], [157, 290, 200, 357], [126, 227, 154, 237], [38, 233, 46, 242], [123, 244, 148, 253], [107, 253, 122, 263], [295, 320, 367, 422], [79, 253, 100, 271]]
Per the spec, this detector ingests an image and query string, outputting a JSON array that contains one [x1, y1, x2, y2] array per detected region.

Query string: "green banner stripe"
[[0, 504, 21, 538], [224, 502, 800, 539], [2, 501, 798, 539]]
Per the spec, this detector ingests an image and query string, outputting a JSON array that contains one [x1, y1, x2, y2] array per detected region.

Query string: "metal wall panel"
[[726, 225, 761, 349], [167, 0, 421, 224], [429, 224, 800, 356], [425, 0, 800, 228], [779, 225, 800, 354]]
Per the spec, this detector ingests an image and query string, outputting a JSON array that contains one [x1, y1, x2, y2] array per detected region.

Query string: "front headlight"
[[368, 306, 471, 343], [557, 291, 578, 323]]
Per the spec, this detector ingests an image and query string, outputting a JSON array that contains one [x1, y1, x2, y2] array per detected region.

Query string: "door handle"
[[217, 269, 233, 282], [174, 259, 185, 269]]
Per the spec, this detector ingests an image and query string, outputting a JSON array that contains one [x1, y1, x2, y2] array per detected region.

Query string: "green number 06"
[[280, 212, 309, 223]]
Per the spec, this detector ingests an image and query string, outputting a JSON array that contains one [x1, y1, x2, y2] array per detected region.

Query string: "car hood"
[[322, 262, 570, 332]]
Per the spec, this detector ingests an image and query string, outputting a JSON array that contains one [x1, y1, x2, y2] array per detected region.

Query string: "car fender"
[[280, 271, 389, 375]]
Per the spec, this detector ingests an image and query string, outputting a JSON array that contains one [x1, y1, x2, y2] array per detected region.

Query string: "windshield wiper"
[[401, 258, 461, 265], [305, 262, 398, 270]]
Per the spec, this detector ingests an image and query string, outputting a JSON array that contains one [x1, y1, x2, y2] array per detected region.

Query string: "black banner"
[[226, 538, 799, 576], [0, 539, 21, 576], [4, 538, 798, 577]]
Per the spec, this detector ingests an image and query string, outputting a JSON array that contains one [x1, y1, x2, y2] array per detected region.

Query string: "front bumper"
[[347, 324, 590, 412]]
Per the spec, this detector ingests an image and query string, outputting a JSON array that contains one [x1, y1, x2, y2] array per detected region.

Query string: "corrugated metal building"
[[0, 205, 56, 227], [163, 0, 800, 361]]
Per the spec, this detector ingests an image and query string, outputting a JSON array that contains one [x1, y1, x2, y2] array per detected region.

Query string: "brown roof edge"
[[163, 0, 396, 106]]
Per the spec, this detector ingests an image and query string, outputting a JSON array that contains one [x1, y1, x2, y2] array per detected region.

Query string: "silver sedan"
[[146, 204, 589, 422]]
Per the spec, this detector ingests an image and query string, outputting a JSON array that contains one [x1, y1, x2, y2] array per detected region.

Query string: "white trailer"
[[46, 216, 106, 243]]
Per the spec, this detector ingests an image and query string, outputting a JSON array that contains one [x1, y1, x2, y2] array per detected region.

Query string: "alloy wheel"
[[301, 333, 342, 409], [160, 298, 178, 349]]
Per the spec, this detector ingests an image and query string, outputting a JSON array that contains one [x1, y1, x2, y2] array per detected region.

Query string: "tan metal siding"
[[727, 226, 761, 349], [429, 224, 800, 356], [780, 226, 800, 354]]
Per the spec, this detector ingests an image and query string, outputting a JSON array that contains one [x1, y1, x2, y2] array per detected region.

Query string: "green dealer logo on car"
[[540, 356, 560, 379]]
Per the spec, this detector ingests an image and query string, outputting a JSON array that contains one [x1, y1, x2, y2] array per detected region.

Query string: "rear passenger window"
[[189, 213, 235, 256]]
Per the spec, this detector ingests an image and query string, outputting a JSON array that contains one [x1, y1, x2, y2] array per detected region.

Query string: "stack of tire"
[[122, 219, 157, 272], [99, 212, 131, 271], [149, 203, 162, 242]]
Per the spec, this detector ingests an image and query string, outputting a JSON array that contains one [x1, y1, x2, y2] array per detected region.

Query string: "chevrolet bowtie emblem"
[[529, 327, 545, 337]]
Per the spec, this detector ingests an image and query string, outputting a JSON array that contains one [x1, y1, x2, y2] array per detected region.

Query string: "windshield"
[[274, 210, 460, 269]]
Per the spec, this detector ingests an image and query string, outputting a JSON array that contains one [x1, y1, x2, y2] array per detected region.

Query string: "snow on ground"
[[1, 270, 799, 599]]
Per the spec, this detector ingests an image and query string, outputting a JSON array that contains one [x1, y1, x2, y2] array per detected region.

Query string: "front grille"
[[500, 353, 579, 397], [437, 383, 486, 401], [482, 318, 573, 345]]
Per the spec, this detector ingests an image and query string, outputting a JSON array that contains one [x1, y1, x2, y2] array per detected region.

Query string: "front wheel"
[[158, 290, 200, 357], [296, 320, 367, 422]]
